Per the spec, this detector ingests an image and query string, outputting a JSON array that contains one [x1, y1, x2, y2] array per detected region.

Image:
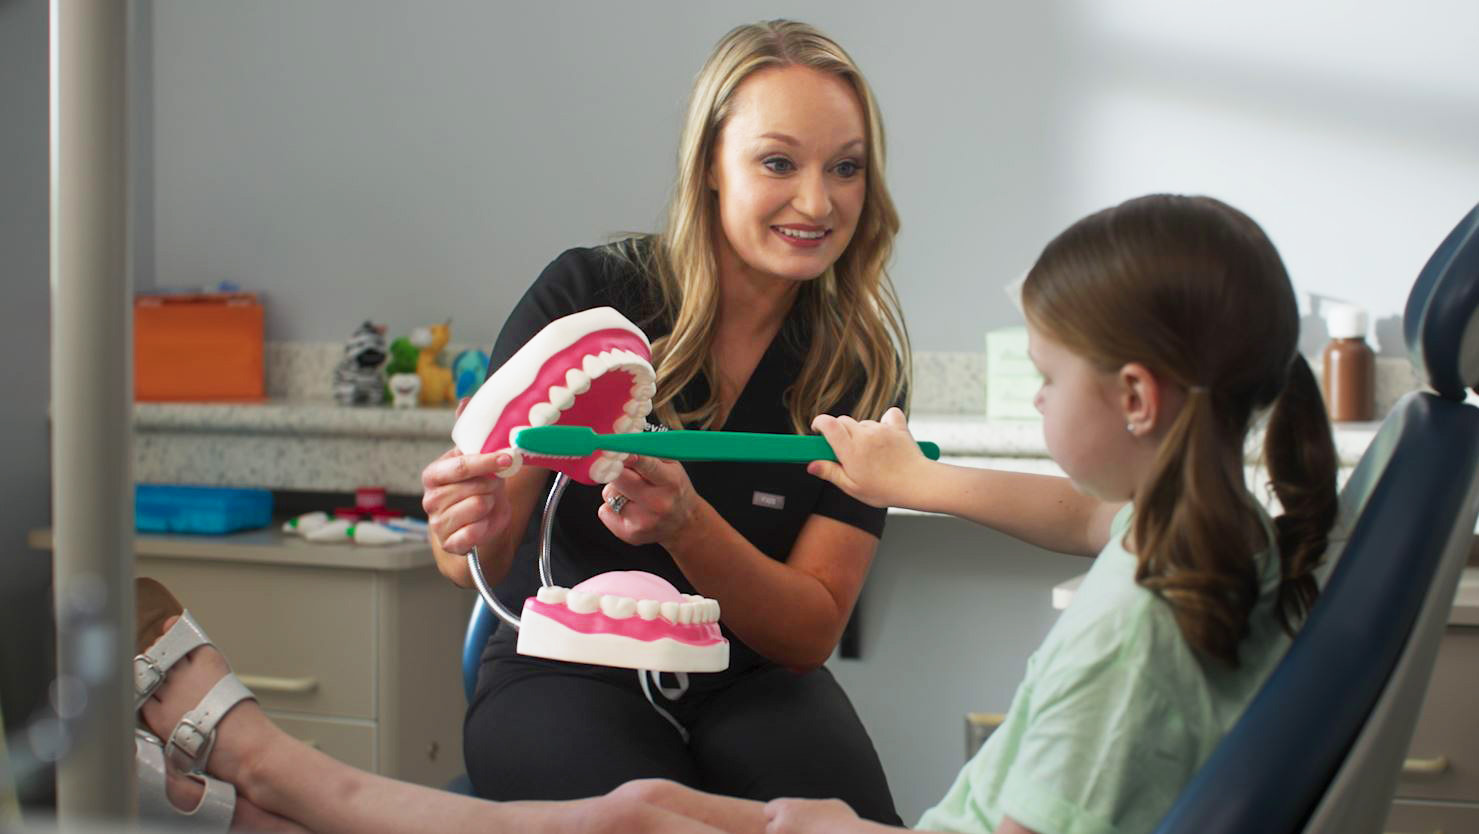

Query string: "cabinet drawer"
[[138, 558, 376, 719], [1396, 625, 1479, 802], [1385, 798, 1479, 833], [270, 713, 376, 772]]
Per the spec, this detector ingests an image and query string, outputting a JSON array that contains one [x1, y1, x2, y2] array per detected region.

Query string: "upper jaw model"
[[451, 307, 656, 485]]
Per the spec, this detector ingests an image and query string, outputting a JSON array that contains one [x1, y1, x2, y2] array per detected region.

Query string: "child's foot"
[[137, 614, 278, 791]]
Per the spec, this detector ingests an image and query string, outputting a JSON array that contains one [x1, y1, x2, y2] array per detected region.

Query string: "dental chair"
[[1154, 202, 1479, 834]]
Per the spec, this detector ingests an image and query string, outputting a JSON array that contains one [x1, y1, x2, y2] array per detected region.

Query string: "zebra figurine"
[[332, 321, 389, 406]]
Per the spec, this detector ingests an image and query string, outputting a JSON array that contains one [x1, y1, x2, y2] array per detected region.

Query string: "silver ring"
[[608, 494, 628, 515]]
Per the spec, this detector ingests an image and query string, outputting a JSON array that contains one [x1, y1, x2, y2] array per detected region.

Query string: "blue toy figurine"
[[452, 349, 490, 400]]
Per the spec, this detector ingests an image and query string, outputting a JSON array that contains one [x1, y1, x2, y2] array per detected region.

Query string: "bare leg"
[[160, 767, 308, 833], [611, 779, 769, 834], [137, 617, 727, 834]]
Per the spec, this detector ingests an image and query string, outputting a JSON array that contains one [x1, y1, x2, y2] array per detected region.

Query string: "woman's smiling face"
[[708, 64, 867, 286]]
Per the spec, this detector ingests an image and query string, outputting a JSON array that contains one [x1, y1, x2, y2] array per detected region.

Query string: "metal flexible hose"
[[465, 472, 570, 629]]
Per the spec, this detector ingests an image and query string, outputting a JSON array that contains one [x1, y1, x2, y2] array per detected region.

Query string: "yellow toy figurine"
[[411, 321, 455, 406]]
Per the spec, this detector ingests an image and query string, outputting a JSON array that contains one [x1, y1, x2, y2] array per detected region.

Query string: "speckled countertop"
[[131, 345, 1414, 495]]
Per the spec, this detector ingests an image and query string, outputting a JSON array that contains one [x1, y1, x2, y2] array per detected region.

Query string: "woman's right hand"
[[421, 446, 518, 585]]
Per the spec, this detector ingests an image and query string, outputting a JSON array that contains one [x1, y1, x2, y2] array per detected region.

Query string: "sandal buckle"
[[166, 718, 209, 771], [134, 654, 164, 697]]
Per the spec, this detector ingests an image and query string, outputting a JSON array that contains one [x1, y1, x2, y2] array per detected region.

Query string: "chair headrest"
[[1404, 203, 1479, 400]]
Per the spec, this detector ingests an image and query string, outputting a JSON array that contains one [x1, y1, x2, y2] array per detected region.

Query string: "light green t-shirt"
[[917, 504, 1289, 834]]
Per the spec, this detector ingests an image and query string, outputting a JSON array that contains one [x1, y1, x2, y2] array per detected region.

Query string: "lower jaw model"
[[450, 307, 729, 672], [518, 571, 728, 673]]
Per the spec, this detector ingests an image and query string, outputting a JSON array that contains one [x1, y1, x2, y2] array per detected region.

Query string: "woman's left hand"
[[763, 798, 866, 833], [599, 455, 705, 548]]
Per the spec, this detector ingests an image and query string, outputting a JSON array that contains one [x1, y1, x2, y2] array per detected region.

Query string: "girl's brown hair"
[[1021, 194, 1338, 666], [616, 19, 910, 433]]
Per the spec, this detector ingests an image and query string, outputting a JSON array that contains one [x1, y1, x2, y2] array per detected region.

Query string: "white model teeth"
[[528, 402, 560, 427], [540, 586, 720, 624], [565, 368, 591, 394], [566, 590, 599, 614], [778, 227, 825, 239], [548, 385, 575, 410], [588, 456, 624, 483], [521, 351, 658, 446], [600, 596, 637, 619]]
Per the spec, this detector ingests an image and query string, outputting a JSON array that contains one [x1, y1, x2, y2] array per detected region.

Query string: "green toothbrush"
[[513, 425, 941, 463]]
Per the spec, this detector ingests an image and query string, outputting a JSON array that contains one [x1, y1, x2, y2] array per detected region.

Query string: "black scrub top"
[[484, 241, 888, 676]]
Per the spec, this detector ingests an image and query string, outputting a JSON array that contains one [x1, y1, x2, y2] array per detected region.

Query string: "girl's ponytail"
[[1263, 356, 1339, 633], [1135, 387, 1261, 666]]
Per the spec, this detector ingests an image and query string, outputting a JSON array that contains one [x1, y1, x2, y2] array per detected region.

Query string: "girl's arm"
[[602, 455, 879, 670], [810, 409, 1121, 557], [764, 798, 1044, 834]]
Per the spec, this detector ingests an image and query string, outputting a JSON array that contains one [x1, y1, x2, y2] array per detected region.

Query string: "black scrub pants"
[[464, 649, 902, 826]]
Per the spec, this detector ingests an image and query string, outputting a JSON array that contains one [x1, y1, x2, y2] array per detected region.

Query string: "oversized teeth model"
[[450, 307, 657, 486], [518, 571, 729, 673]]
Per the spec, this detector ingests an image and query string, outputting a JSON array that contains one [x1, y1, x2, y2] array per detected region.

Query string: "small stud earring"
[[1126, 423, 1136, 434]]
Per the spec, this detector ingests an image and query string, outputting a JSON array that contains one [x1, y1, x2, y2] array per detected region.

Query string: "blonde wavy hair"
[[617, 19, 910, 433]]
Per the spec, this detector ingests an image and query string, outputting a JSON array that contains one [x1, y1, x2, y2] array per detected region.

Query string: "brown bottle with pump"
[[1321, 304, 1374, 422]]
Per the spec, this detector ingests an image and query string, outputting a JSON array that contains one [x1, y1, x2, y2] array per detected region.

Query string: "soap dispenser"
[[1321, 304, 1374, 422]]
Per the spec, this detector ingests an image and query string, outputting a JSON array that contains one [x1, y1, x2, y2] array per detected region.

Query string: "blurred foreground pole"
[[50, 0, 135, 823]]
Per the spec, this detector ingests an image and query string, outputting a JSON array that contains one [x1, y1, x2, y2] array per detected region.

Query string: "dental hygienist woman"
[[419, 19, 910, 823]]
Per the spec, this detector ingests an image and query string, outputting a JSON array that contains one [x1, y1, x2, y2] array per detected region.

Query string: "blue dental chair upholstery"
[[1155, 203, 1479, 834], [447, 598, 496, 794], [462, 597, 495, 703]]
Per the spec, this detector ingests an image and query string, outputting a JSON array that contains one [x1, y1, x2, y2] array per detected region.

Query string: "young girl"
[[751, 193, 1340, 834]]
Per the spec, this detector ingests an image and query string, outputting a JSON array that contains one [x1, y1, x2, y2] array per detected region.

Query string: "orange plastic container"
[[134, 292, 265, 401]]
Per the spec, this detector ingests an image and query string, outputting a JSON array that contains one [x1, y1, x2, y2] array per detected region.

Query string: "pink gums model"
[[450, 307, 657, 485], [518, 571, 728, 673]]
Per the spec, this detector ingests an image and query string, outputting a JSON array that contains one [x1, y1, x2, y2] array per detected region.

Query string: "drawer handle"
[[236, 674, 319, 694], [1400, 755, 1449, 776]]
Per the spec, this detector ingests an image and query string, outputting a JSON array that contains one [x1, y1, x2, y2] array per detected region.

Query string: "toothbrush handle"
[[608, 430, 941, 463]]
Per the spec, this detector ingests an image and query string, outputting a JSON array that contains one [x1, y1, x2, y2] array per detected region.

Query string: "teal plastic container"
[[135, 484, 273, 534]]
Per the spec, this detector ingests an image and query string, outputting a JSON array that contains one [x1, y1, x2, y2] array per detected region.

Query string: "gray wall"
[[0, 0, 54, 807], [139, 1, 1479, 355]]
